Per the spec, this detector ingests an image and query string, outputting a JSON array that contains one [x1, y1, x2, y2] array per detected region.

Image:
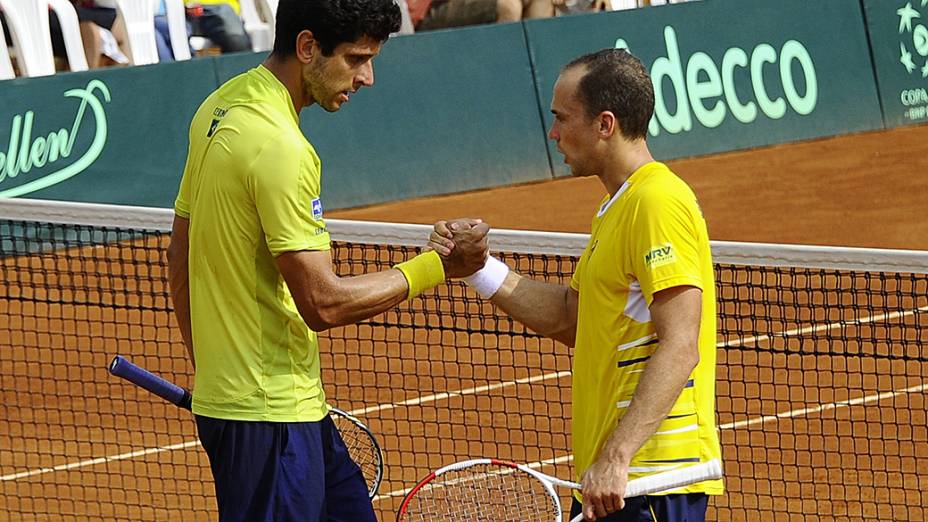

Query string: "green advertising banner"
[[0, 0, 894, 209], [208, 27, 552, 210], [862, 0, 928, 127], [525, 0, 884, 173], [0, 61, 217, 205], [0, 25, 551, 210], [213, 52, 264, 84], [294, 25, 551, 209]]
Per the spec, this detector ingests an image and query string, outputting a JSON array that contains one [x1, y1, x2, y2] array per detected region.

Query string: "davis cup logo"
[[898, 1, 928, 77]]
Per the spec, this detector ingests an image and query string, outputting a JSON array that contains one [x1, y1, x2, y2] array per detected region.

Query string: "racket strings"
[[402, 464, 559, 521], [331, 414, 381, 489]]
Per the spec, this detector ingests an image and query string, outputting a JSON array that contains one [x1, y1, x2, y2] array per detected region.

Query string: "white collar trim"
[[597, 180, 631, 217]]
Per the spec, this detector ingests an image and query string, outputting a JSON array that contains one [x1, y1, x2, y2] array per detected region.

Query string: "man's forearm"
[[490, 271, 577, 346], [167, 218, 195, 370], [599, 339, 698, 464], [290, 266, 415, 331], [169, 265, 195, 369], [429, 220, 577, 344]]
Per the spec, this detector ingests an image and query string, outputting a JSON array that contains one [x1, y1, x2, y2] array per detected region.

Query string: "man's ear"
[[599, 111, 617, 138], [296, 30, 317, 64]]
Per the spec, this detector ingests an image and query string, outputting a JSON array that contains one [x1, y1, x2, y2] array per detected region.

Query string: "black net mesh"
[[1, 216, 926, 521]]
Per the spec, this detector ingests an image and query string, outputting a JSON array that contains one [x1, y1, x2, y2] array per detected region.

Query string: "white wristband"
[[463, 256, 509, 299]]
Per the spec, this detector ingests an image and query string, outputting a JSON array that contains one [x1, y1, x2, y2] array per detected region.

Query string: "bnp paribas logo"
[[0, 79, 110, 198], [898, 1, 928, 77]]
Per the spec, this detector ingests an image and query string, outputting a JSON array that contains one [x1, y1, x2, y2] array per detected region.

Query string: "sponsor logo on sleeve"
[[311, 198, 323, 220], [644, 243, 677, 269]]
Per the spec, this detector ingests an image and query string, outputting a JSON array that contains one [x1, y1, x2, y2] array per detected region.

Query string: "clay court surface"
[[333, 124, 928, 250], [1, 124, 927, 521]]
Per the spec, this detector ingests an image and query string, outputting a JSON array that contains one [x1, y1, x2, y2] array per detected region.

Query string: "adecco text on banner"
[[617, 26, 818, 137]]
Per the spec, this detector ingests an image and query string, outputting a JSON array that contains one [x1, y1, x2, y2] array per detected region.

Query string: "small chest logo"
[[311, 198, 323, 220], [206, 107, 227, 138], [644, 244, 676, 268]]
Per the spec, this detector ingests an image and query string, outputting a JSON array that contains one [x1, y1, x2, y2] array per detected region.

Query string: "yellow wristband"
[[394, 250, 446, 299]]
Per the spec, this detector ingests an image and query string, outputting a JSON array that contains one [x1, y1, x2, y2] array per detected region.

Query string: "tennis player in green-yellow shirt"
[[167, 1, 488, 520], [431, 49, 724, 521]]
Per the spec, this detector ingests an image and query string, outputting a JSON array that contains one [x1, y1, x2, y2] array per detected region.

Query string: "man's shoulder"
[[632, 166, 697, 206], [197, 70, 282, 120]]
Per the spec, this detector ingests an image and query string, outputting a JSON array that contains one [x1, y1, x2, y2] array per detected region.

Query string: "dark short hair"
[[563, 49, 654, 140], [272, 0, 402, 57]]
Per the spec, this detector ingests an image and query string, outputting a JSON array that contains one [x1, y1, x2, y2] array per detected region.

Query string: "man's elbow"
[[166, 240, 184, 266], [294, 297, 344, 332], [305, 312, 339, 332], [684, 341, 700, 370], [550, 325, 576, 347]]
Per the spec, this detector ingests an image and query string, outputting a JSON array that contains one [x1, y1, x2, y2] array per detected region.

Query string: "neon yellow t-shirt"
[[174, 65, 331, 422], [570, 162, 723, 495]]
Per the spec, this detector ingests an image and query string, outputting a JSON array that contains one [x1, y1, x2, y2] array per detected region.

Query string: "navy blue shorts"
[[195, 414, 375, 522], [570, 493, 708, 522]]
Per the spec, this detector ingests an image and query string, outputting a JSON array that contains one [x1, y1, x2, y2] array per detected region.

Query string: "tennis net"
[[1, 198, 926, 521]]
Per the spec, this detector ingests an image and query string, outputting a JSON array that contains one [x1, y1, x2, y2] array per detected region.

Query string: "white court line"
[[0, 371, 572, 482], [720, 381, 928, 430], [372, 380, 928, 502], [0, 440, 201, 481], [351, 370, 572, 416], [723, 305, 928, 349], [3, 304, 924, 483]]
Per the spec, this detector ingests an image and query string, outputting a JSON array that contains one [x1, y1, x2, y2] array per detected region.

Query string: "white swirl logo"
[[0, 79, 111, 197], [898, 1, 928, 77]]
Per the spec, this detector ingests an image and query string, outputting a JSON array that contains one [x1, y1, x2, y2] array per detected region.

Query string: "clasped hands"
[[427, 218, 489, 278]]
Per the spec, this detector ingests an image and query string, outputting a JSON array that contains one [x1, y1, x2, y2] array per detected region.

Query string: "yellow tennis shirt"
[[570, 162, 723, 495], [174, 65, 331, 422]]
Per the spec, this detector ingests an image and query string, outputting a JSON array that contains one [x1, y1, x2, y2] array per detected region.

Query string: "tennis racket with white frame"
[[396, 457, 722, 522], [107, 355, 385, 498]]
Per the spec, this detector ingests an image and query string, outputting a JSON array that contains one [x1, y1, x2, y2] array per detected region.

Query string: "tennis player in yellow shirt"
[[431, 48, 724, 521], [167, 1, 487, 520]]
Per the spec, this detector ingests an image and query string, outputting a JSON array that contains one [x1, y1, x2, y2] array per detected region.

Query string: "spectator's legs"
[[523, 0, 555, 18], [416, 0, 499, 31], [496, 0, 523, 22], [110, 15, 131, 61], [153, 16, 174, 62], [79, 22, 103, 68], [192, 5, 251, 53]]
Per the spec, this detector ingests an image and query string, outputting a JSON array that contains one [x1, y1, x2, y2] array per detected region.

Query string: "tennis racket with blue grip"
[[108, 355, 384, 498]]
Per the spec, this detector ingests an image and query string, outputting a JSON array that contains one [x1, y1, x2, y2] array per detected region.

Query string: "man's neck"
[[262, 55, 309, 115], [598, 140, 654, 197]]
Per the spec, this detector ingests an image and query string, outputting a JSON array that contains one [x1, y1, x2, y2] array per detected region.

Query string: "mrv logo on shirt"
[[644, 244, 677, 268]]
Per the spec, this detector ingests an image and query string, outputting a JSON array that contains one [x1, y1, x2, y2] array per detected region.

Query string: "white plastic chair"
[[256, 0, 277, 46], [260, 0, 278, 22], [114, 0, 159, 65], [0, 22, 15, 79], [239, 0, 272, 52], [609, 0, 639, 10], [395, 0, 414, 35], [47, 0, 89, 71], [163, 0, 191, 60], [0, 0, 56, 77]]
